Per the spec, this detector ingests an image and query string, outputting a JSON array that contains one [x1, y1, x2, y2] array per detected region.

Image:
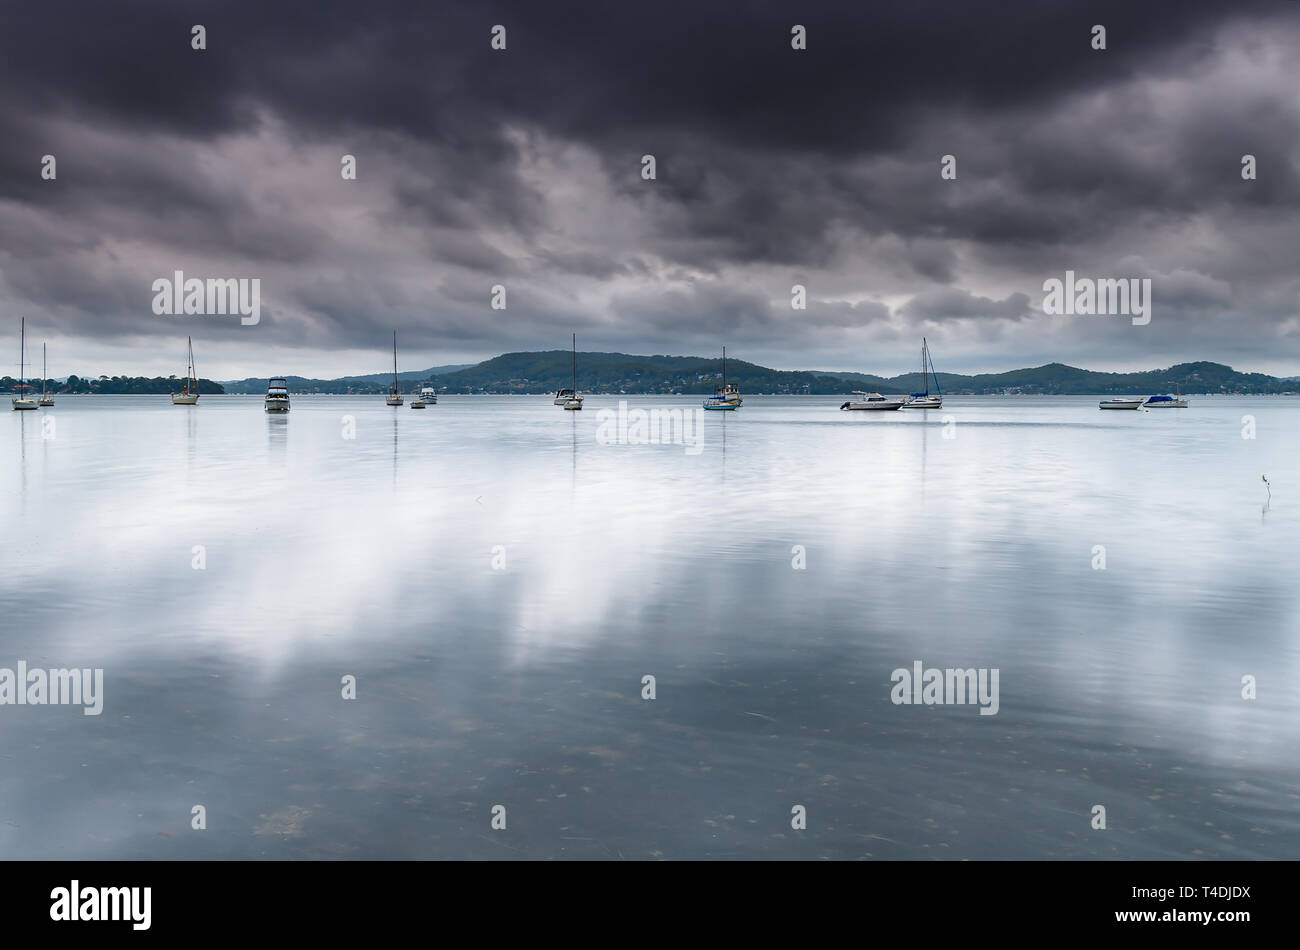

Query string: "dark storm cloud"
[[1, 0, 1298, 375]]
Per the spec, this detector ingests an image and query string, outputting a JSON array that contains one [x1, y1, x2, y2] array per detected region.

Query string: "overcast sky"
[[2, 0, 1299, 380]]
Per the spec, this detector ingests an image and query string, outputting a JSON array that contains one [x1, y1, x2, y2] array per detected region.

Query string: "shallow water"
[[2, 394, 1297, 858]]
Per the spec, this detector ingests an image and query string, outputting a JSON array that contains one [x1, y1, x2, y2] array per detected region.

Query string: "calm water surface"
[[2, 394, 1298, 858]]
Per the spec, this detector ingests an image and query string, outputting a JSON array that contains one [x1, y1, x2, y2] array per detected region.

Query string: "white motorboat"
[[1099, 397, 1144, 410], [559, 333, 583, 410], [38, 342, 54, 406], [171, 337, 200, 405], [385, 331, 404, 405], [11, 318, 37, 410], [702, 346, 742, 410], [901, 338, 942, 409], [420, 385, 438, 405], [264, 377, 290, 412], [841, 391, 905, 410]]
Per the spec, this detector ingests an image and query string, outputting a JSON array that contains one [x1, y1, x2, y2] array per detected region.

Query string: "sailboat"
[[561, 333, 583, 409], [1144, 384, 1188, 408], [385, 331, 404, 406], [170, 337, 200, 405], [11, 318, 37, 410], [902, 338, 942, 408], [38, 342, 54, 406], [702, 346, 742, 410]]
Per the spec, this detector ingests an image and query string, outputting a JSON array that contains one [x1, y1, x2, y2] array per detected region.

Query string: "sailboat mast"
[[393, 331, 398, 393], [572, 333, 577, 392], [189, 337, 196, 391], [723, 345, 727, 388], [42, 342, 47, 397], [18, 317, 25, 388]]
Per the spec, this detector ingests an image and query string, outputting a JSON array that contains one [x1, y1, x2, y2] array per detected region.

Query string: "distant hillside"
[[193, 353, 1299, 395], [2, 374, 224, 395], [433, 351, 854, 395], [218, 364, 472, 394], [432, 354, 1297, 396]]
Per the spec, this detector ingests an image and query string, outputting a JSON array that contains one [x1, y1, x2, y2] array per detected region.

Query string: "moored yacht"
[[702, 346, 742, 410], [38, 343, 54, 406], [420, 385, 438, 405], [901, 337, 942, 409], [1099, 397, 1144, 410], [1144, 387, 1188, 408], [171, 337, 200, 405], [11, 318, 37, 410], [841, 391, 905, 410], [264, 377, 290, 412], [558, 333, 583, 410], [385, 331, 404, 405]]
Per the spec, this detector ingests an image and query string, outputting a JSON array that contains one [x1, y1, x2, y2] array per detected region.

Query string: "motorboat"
[[264, 377, 290, 412], [841, 391, 905, 410], [1099, 397, 1144, 410]]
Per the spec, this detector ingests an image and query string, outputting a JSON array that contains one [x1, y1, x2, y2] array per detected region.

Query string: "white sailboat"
[[1144, 385, 1188, 408], [902, 338, 942, 408], [386, 332, 404, 405], [560, 333, 583, 409], [170, 337, 200, 405], [11, 318, 37, 410], [264, 377, 290, 412], [1099, 397, 1144, 410], [38, 342, 54, 406], [702, 346, 742, 410]]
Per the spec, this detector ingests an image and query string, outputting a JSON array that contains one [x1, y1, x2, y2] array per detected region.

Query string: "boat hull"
[[38, 397, 54, 407], [1099, 400, 1143, 409], [171, 393, 199, 405], [11, 398, 38, 410], [901, 397, 941, 409]]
